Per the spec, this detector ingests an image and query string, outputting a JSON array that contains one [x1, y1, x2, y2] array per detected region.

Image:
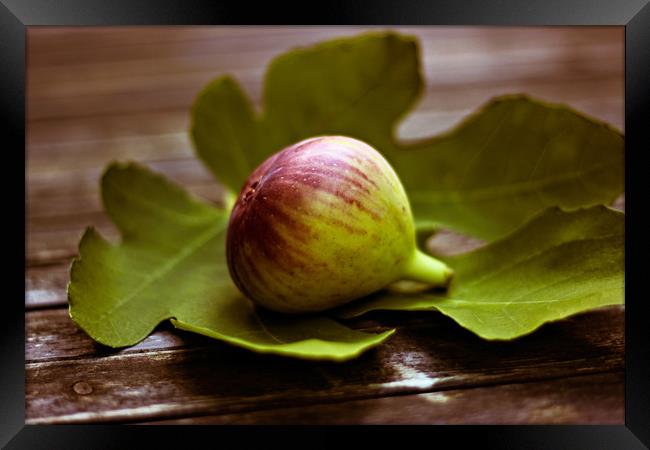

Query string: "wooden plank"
[[28, 210, 112, 235], [26, 309, 195, 361], [28, 27, 621, 67], [26, 27, 339, 54], [28, 43, 621, 102], [27, 131, 193, 172], [27, 41, 620, 103], [26, 306, 623, 423], [27, 27, 358, 67], [27, 27, 622, 120], [26, 71, 622, 122], [27, 234, 86, 266], [26, 264, 74, 309], [145, 371, 624, 424], [27, 156, 218, 202], [27, 110, 189, 147]]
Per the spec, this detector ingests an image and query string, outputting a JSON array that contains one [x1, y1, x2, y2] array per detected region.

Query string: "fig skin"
[[226, 136, 451, 313]]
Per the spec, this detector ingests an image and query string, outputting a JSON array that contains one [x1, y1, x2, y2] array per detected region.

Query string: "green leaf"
[[68, 163, 394, 361], [336, 206, 624, 340], [191, 32, 624, 241]]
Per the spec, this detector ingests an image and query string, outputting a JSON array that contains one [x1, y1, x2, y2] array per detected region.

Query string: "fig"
[[226, 136, 453, 313]]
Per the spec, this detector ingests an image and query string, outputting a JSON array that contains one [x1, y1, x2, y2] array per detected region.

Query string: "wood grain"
[[146, 372, 624, 425], [25, 26, 625, 425], [26, 306, 623, 423]]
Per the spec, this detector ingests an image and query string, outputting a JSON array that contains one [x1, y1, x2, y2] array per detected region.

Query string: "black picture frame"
[[3, 0, 649, 448]]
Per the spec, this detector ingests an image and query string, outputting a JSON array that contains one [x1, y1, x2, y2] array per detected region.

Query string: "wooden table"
[[26, 26, 625, 425]]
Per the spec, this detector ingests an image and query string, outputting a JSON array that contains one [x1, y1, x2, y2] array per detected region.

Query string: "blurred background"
[[26, 25, 623, 298]]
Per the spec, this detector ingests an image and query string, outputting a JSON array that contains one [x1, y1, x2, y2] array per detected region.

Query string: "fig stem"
[[402, 249, 453, 287]]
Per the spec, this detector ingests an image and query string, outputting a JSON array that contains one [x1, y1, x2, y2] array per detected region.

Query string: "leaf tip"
[[299, 328, 397, 363], [102, 160, 144, 179], [190, 74, 241, 114], [100, 160, 150, 213], [77, 225, 101, 253], [100, 160, 149, 197], [68, 226, 103, 301], [189, 74, 250, 154], [375, 29, 419, 47]]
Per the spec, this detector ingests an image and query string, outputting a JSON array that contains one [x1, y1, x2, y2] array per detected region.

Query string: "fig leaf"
[[191, 32, 623, 242], [336, 205, 624, 340]]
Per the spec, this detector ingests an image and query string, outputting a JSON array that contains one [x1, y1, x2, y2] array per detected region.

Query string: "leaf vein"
[[96, 224, 225, 321], [409, 161, 617, 206], [454, 234, 621, 293]]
